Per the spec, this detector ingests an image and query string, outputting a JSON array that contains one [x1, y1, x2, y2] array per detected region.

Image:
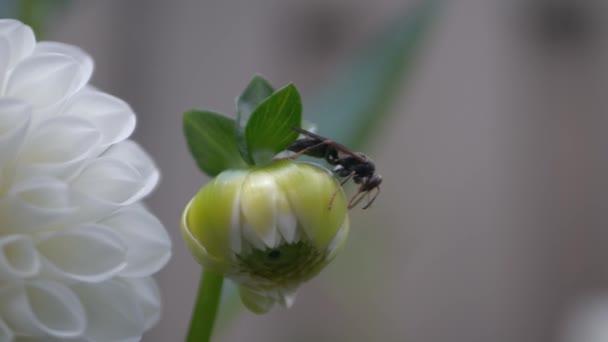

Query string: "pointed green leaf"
[[236, 75, 275, 127], [235, 75, 275, 164], [245, 84, 302, 164], [184, 110, 248, 176]]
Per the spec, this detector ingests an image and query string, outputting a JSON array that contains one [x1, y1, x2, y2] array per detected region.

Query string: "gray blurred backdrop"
[[42, 0, 608, 341]]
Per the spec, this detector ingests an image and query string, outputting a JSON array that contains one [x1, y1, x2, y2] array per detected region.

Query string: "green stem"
[[16, 0, 43, 38], [187, 270, 224, 342]]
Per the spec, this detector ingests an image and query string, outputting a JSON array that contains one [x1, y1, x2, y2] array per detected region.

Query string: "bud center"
[[235, 241, 327, 287]]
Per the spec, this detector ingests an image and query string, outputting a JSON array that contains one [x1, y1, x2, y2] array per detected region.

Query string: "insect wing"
[[291, 127, 369, 163]]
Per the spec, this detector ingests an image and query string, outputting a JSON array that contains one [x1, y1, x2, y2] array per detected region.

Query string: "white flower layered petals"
[[0, 280, 86, 338], [64, 88, 136, 149], [0, 177, 78, 234], [34, 42, 94, 91], [0, 98, 30, 169], [69, 141, 160, 226], [37, 224, 128, 283], [0, 19, 35, 81], [101, 205, 171, 278], [17, 116, 101, 181], [6, 53, 86, 114], [0, 234, 39, 279], [0, 19, 170, 341], [102, 141, 160, 200], [72, 280, 149, 342], [123, 277, 162, 331]]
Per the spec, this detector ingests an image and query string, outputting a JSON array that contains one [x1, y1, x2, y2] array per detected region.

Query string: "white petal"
[[37, 224, 127, 282], [0, 19, 35, 70], [101, 205, 171, 277], [229, 184, 243, 256], [276, 209, 297, 244], [0, 234, 40, 279], [64, 88, 136, 148], [5, 53, 83, 111], [71, 280, 146, 341], [102, 141, 160, 199], [34, 41, 93, 91], [121, 277, 162, 331], [0, 177, 78, 234], [0, 98, 31, 168], [240, 172, 280, 249], [0, 318, 14, 341], [240, 222, 268, 251], [70, 160, 144, 211], [327, 220, 349, 259], [0, 280, 86, 338], [0, 36, 9, 90], [71, 142, 159, 210], [278, 288, 298, 308], [16, 116, 100, 181]]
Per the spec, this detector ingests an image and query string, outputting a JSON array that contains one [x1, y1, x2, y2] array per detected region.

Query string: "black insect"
[[285, 127, 382, 209]]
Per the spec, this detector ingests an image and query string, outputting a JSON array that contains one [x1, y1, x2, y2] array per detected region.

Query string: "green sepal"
[[244, 84, 302, 165], [183, 110, 249, 177], [239, 286, 274, 314]]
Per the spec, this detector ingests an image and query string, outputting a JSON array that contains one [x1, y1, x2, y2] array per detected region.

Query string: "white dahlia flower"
[[0, 19, 171, 341]]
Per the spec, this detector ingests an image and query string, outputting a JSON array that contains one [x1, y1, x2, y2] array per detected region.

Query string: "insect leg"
[[361, 186, 380, 210], [339, 172, 354, 186], [327, 172, 354, 210], [327, 190, 339, 210], [347, 187, 368, 209]]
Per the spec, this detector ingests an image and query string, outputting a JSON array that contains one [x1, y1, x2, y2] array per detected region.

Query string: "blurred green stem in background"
[[16, 0, 40, 36], [187, 270, 224, 342], [14, 0, 72, 38], [308, 0, 440, 147]]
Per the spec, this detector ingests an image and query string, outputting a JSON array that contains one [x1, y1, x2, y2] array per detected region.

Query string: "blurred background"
[[4, 0, 608, 341]]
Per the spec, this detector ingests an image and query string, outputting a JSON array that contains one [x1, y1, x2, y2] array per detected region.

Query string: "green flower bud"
[[181, 160, 349, 313]]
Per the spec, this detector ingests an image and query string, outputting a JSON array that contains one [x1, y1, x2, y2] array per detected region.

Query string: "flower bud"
[[181, 160, 349, 313]]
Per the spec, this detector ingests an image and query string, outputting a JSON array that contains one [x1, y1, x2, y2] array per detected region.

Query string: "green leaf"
[[307, 0, 439, 148], [236, 75, 275, 126], [245, 84, 302, 164], [235, 75, 275, 164], [184, 110, 248, 177]]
